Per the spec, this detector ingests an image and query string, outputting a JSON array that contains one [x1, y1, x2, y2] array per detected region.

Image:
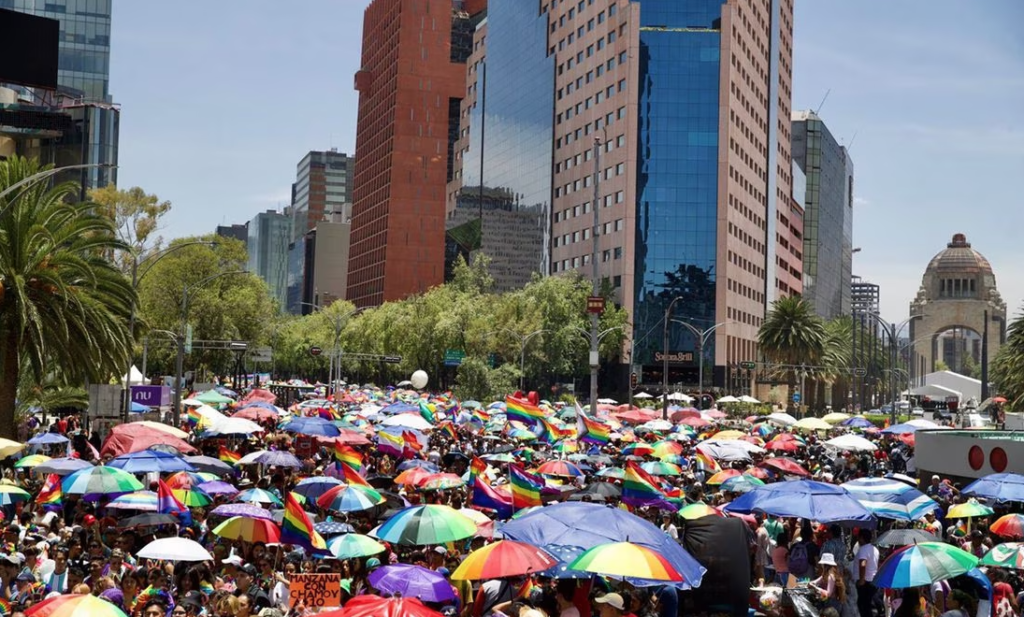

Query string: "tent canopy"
[[121, 365, 147, 386]]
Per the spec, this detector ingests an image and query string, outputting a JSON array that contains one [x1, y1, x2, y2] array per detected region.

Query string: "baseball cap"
[[595, 593, 625, 611], [932, 475, 941, 480], [240, 563, 258, 576], [366, 557, 381, 569], [223, 555, 244, 567], [15, 571, 36, 583], [433, 546, 447, 555], [180, 591, 204, 609]]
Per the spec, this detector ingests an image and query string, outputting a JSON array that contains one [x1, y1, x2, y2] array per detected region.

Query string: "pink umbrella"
[[613, 409, 658, 424], [705, 410, 727, 419], [232, 407, 279, 422], [678, 417, 711, 428], [100, 425, 196, 458]]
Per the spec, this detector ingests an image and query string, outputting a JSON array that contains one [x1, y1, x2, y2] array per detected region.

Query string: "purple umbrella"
[[368, 564, 456, 602], [209, 503, 274, 521], [197, 481, 239, 496], [254, 450, 303, 468]]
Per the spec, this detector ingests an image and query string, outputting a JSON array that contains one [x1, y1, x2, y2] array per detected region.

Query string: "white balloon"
[[410, 370, 428, 390]]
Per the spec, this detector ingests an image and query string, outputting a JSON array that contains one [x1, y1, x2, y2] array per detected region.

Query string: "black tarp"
[[681, 516, 753, 617]]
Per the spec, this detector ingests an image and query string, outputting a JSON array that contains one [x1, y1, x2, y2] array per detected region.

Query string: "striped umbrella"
[[14, 454, 51, 469], [720, 474, 766, 494], [293, 477, 345, 501], [596, 467, 626, 480], [62, 467, 143, 495], [0, 484, 31, 506], [172, 488, 213, 508], [678, 503, 723, 520], [328, 533, 386, 560], [317, 485, 385, 513], [640, 461, 683, 477], [108, 491, 159, 511], [165, 471, 219, 489], [450, 540, 557, 580], [568, 542, 685, 582], [874, 542, 978, 588], [212, 516, 281, 544], [536, 460, 584, 478], [706, 469, 741, 485], [947, 498, 994, 519], [991, 514, 1024, 540], [841, 477, 939, 521], [236, 488, 283, 506], [375, 505, 477, 546], [622, 443, 654, 457], [650, 440, 684, 460], [980, 543, 1024, 569]]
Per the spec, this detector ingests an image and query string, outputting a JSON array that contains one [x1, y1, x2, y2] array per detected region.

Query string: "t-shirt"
[[993, 582, 1015, 608], [559, 607, 581, 617], [772, 545, 790, 574], [855, 543, 879, 582]]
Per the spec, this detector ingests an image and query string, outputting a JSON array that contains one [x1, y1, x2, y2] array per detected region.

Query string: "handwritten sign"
[[289, 574, 342, 608]]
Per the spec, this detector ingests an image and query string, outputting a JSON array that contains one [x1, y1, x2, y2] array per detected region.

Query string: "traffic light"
[[629, 372, 639, 390]]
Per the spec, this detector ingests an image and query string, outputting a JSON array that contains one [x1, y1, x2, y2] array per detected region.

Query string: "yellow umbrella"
[[793, 417, 832, 432], [713, 429, 747, 440], [14, 454, 51, 468], [822, 412, 851, 424], [0, 439, 25, 458]]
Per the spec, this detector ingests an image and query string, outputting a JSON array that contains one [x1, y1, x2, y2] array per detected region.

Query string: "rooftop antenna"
[[847, 130, 859, 152], [814, 88, 831, 115]]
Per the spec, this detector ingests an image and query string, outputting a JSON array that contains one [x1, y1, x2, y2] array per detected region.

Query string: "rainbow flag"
[[218, 446, 241, 465], [952, 520, 968, 539], [623, 462, 677, 511], [419, 400, 437, 425], [505, 396, 548, 427], [536, 416, 565, 444], [472, 407, 491, 423], [577, 412, 611, 445], [157, 479, 192, 527], [516, 578, 537, 600], [377, 431, 405, 457], [402, 430, 424, 456], [436, 420, 458, 441], [471, 477, 513, 519], [37, 473, 61, 505], [469, 456, 488, 488], [509, 464, 543, 509], [0, 597, 11, 615], [186, 407, 202, 427], [280, 491, 327, 551], [334, 444, 363, 473], [341, 462, 372, 488]]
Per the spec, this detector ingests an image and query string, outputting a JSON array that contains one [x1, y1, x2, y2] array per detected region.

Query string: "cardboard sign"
[[289, 573, 342, 608]]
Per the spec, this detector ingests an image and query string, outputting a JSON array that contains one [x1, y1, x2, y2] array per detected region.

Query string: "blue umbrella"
[[963, 473, 1024, 503], [183, 455, 233, 475], [840, 416, 875, 429], [254, 450, 303, 468], [33, 457, 93, 476], [841, 477, 939, 521], [107, 450, 196, 474], [280, 417, 340, 438], [236, 488, 283, 506], [379, 402, 420, 415], [397, 459, 438, 472], [881, 423, 919, 434], [537, 544, 591, 579], [314, 521, 355, 536], [130, 401, 149, 413], [293, 477, 345, 500], [27, 433, 69, 446], [368, 564, 456, 602], [501, 502, 706, 589], [722, 479, 876, 525]]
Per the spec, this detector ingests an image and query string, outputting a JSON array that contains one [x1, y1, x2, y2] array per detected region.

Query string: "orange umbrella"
[[706, 469, 741, 485], [394, 467, 433, 486]]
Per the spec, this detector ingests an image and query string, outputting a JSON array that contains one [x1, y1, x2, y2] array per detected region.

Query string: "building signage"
[[653, 351, 695, 363], [131, 385, 171, 407]]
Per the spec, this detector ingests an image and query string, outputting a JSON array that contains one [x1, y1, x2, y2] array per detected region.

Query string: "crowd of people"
[[0, 385, 1019, 617]]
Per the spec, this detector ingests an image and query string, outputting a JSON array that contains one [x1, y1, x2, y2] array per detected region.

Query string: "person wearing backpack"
[[788, 540, 812, 579]]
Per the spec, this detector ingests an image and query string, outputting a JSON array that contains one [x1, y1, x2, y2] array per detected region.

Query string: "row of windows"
[[728, 192, 765, 233], [553, 217, 625, 249], [558, 50, 628, 99], [728, 164, 764, 210], [555, 106, 626, 151], [545, 0, 617, 27], [727, 248, 765, 281], [727, 220, 765, 256], [939, 278, 978, 298], [728, 276, 765, 305], [728, 306, 763, 328]]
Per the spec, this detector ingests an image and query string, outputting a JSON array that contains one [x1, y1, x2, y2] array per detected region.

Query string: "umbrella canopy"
[[991, 514, 1024, 540], [236, 488, 283, 506], [877, 528, 939, 548], [0, 484, 31, 506], [27, 432, 69, 445], [947, 499, 994, 519], [450, 540, 557, 580], [182, 455, 234, 475], [369, 564, 456, 603], [697, 440, 760, 462], [822, 412, 851, 424], [315, 521, 355, 537], [825, 434, 877, 452], [596, 467, 626, 479], [721, 474, 766, 494], [61, 466, 144, 495], [15, 454, 51, 468], [137, 537, 213, 562], [317, 484, 385, 513], [394, 468, 434, 486], [209, 503, 275, 521], [335, 596, 443, 617], [172, 488, 213, 507], [293, 477, 346, 501], [100, 425, 195, 458], [840, 416, 875, 429], [707, 469, 742, 485], [723, 479, 875, 525], [760, 457, 810, 477], [420, 473, 466, 491], [33, 457, 93, 476], [501, 501, 706, 588], [678, 503, 723, 520], [874, 542, 979, 588], [840, 477, 939, 521], [119, 513, 178, 529], [126, 421, 189, 439], [204, 417, 264, 436], [963, 473, 1024, 503], [327, 533, 386, 560], [165, 471, 218, 489], [380, 414, 434, 431], [280, 416, 341, 437], [569, 541, 685, 582], [232, 406, 280, 422], [25, 593, 128, 617], [253, 450, 304, 468], [107, 491, 159, 511], [979, 543, 1024, 569], [195, 389, 234, 405], [766, 412, 797, 427], [375, 505, 477, 546], [107, 450, 196, 474], [536, 460, 584, 478], [793, 417, 832, 432], [212, 516, 281, 544]]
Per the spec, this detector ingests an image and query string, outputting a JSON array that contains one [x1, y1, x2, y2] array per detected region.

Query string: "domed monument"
[[909, 233, 1006, 394]]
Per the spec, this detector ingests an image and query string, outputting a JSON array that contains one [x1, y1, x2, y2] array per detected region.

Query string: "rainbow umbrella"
[[678, 503, 723, 520], [165, 471, 219, 489], [420, 473, 465, 491], [706, 469, 741, 485], [450, 540, 557, 580], [172, 488, 213, 508], [650, 440, 684, 460], [24, 593, 128, 617], [874, 542, 978, 588], [640, 461, 683, 476], [980, 543, 1024, 569], [991, 514, 1024, 540], [0, 484, 31, 506], [107, 491, 159, 511], [293, 477, 345, 501], [236, 488, 283, 506], [946, 498, 994, 519], [720, 474, 766, 494], [536, 460, 585, 478], [61, 467, 143, 495], [552, 440, 577, 453], [622, 443, 654, 457], [713, 430, 747, 441], [568, 542, 685, 582], [14, 454, 51, 469], [394, 468, 433, 486], [212, 516, 281, 544], [375, 505, 477, 546], [327, 533, 386, 560], [317, 485, 385, 513]]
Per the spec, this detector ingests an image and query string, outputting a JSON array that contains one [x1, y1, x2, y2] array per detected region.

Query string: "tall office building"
[[347, 0, 485, 307], [247, 210, 291, 310], [792, 110, 854, 319], [541, 0, 794, 391], [215, 223, 248, 245], [2, 0, 119, 190], [290, 149, 354, 243]]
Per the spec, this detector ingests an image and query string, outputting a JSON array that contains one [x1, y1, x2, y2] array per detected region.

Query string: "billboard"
[[0, 9, 59, 90]]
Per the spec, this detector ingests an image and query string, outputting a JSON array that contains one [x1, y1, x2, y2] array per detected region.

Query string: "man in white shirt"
[[855, 529, 879, 617], [660, 514, 678, 540]]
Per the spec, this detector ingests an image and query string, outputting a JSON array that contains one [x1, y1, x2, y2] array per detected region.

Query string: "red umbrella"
[[760, 457, 809, 477], [993, 396, 1008, 404], [338, 595, 443, 617], [336, 430, 372, 446], [394, 468, 433, 486], [100, 425, 196, 458], [745, 467, 771, 480], [240, 388, 277, 404], [670, 409, 701, 423], [678, 417, 711, 428], [613, 409, 658, 424], [765, 440, 799, 452], [705, 410, 727, 419], [232, 407, 279, 422]]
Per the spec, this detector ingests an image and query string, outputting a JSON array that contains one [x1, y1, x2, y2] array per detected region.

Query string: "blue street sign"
[[792, 392, 801, 403]]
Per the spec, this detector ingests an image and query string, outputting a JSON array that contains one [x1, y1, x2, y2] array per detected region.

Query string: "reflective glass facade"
[[247, 211, 292, 310], [632, 0, 724, 376], [456, 0, 552, 284], [2, 0, 113, 102]]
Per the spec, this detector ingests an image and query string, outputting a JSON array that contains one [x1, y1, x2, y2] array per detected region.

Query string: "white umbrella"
[[380, 414, 433, 431], [205, 417, 264, 436], [634, 392, 653, 399], [739, 395, 761, 404], [597, 398, 618, 405], [237, 450, 269, 465], [766, 412, 797, 427], [716, 395, 740, 403], [905, 419, 939, 429], [193, 404, 228, 428], [666, 392, 693, 402], [824, 434, 877, 453], [181, 398, 204, 407], [640, 420, 673, 432], [697, 439, 763, 461], [138, 537, 213, 562]]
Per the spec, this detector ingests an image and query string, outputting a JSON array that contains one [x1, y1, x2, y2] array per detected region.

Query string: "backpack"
[[788, 542, 810, 576]]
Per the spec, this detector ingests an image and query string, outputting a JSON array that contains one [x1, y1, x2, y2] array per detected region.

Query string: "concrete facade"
[[909, 233, 1006, 388]]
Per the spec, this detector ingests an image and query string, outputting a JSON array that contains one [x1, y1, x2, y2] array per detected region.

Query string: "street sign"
[[383, 355, 402, 364], [184, 324, 193, 354], [309, 345, 323, 357], [587, 296, 605, 314], [250, 346, 273, 363], [131, 385, 170, 407], [629, 372, 639, 391], [740, 361, 756, 370], [792, 392, 801, 403], [444, 349, 466, 367]]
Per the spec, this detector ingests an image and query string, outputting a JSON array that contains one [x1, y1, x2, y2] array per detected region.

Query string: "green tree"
[[0, 157, 135, 438], [992, 309, 1024, 409], [758, 295, 825, 410], [89, 184, 172, 274]]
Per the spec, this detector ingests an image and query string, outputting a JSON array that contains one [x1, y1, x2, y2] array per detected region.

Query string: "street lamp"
[[855, 311, 925, 423], [172, 270, 250, 427], [298, 302, 370, 397], [484, 328, 549, 391], [671, 319, 730, 409], [122, 241, 217, 421], [661, 297, 684, 420]]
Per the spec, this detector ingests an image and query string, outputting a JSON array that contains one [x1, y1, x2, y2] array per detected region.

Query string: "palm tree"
[[758, 296, 825, 408], [819, 317, 853, 410], [0, 157, 135, 439], [992, 308, 1024, 410]]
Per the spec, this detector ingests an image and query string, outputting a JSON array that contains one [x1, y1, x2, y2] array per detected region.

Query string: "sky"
[[110, 1, 1024, 327]]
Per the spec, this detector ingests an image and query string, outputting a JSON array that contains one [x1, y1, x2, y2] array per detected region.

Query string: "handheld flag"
[[576, 409, 611, 445], [471, 477, 514, 519], [419, 400, 437, 425], [505, 396, 548, 427], [334, 444, 363, 473], [377, 431, 405, 457], [218, 446, 241, 465], [280, 492, 327, 551], [402, 430, 425, 456], [157, 478, 192, 527], [469, 456, 488, 488], [340, 462, 372, 488], [37, 473, 62, 506], [509, 464, 544, 509], [623, 462, 678, 511]]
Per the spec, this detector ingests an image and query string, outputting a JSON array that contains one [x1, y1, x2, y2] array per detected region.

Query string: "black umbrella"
[[568, 492, 607, 503], [442, 451, 469, 466], [876, 528, 936, 547], [367, 475, 395, 490], [184, 455, 233, 475], [581, 482, 622, 499], [119, 513, 178, 529]]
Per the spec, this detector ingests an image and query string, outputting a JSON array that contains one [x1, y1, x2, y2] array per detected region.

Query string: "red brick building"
[[347, 0, 483, 307]]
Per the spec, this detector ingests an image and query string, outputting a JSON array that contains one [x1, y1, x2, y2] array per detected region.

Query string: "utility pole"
[[589, 136, 601, 410]]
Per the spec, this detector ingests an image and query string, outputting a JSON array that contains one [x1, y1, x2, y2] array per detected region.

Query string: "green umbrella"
[[720, 474, 766, 493], [678, 503, 722, 520], [980, 543, 1024, 569], [875, 542, 979, 588], [327, 533, 386, 559], [196, 390, 234, 405], [375, 505, 477, 546], [62, 466, 145, 495]]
